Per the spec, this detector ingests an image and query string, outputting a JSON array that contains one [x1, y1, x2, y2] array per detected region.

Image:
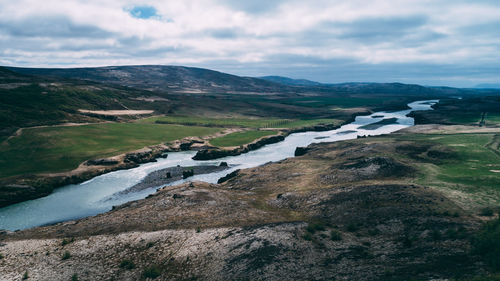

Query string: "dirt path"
[[78, 109, 154, 115], [2, 121, 116, 145]]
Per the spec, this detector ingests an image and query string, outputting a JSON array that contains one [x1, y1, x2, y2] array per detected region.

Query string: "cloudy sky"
[[0, 0, 499, 87]]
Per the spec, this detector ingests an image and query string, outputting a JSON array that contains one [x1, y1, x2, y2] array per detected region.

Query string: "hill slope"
[[2, 130, 496, 280], [0, 67, 168, 133], [260, 75, 323, 86], [8, 65, 489, 97], [7, 65, 290, 93]]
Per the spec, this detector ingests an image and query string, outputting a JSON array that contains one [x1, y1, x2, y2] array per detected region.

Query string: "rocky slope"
[[0, 134, 489, 281]]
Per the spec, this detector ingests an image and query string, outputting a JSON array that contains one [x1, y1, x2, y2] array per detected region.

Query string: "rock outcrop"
[[217, 169, 240, 184], [193, 135, 285, 160], [294, 146, 309, 156]]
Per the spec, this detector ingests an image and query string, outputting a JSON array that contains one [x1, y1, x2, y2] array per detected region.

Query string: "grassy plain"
[[0, 114, 341, 179], [140, 115, 341, 129], [0, 123, 221, 178], [209, 130, 278, 147], [393, 132, 500, 209]]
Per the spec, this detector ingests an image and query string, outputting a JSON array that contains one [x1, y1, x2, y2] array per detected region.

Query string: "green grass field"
[[397, 133, 500, 208], [139, 115, 341, 129], [0, 115, 341, 179], [209, 130, 278, 147], [0, 123, 222, 178]]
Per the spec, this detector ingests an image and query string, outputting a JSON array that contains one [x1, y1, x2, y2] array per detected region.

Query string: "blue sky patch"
[[128, 6, 158, 19]]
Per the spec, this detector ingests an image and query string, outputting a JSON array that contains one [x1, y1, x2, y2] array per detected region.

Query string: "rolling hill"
[[6, 65, 290, 93]]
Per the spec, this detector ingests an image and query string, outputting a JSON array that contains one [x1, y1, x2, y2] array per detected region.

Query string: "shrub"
[[306, 222, 326, 234], [346, 223, 358, 232], [480, 207, 494, 217], [0, 253, 3, 259], [401, 235, 414, 248], [472, 218, 500, 271], [302, 232, 313, 241], [61, 251, 71, 260], [432, 229, 442, 241], [71, 273, 78, 281], [445, 228, 459, 239], [22, 271, 28, 280], [119, 259, 136, 270], [330, 230, 342, 241], [143, 265, 162, 279], [61, 238, 74, 246]]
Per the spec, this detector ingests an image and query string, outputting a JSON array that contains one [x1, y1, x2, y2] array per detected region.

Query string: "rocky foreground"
[[0, 132, 493, 280]]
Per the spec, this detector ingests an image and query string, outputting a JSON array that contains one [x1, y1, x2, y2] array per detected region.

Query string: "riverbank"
[[0, 121, 345, 207], [0, 100, 437, 228], [0, 128, 236, 208], [1, 126, 497, 280], [118, 164, 230, 195], [193, 122, 344, 160]]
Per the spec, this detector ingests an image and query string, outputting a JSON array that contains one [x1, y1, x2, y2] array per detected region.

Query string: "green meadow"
[[140, 115, 341, 129], [209, 130, 279, 147], [0, 123, 221, 178], [397, 133, 500, 208]]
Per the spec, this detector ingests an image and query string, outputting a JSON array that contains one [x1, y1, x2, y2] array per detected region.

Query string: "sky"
[[0, 0, 499, 87]]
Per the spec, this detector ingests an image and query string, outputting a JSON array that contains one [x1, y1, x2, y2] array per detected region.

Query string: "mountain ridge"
[[6, 65, 291, 93], [5, 65, 485, 96]]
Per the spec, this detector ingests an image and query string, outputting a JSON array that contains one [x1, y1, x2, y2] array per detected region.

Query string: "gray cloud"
[[196, 53, 500, 87], [321, 16, 428, 42], [209, 28, 240, 39], [0, 0, 499, 87], [217, 0, 287, 14], [459, 21, 500, 38], [0, 16, 112, 38]]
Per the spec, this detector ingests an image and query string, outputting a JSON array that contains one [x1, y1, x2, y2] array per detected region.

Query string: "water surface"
[[0, 100, 437, 230]]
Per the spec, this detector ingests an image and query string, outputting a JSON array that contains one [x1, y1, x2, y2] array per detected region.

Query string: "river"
[[0, 100, 438, 231]]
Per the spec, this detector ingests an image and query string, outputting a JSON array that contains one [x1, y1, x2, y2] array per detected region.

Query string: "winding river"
[[0, 100, 438, 231]]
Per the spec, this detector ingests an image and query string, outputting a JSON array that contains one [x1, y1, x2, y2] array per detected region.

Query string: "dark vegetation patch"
[[61, 237, 74, 246], [226, 240, 283, 273], [473, 217, 500, 272], [119, 259, 136, 270], [142, 264, 162, 279], [61, 251, 71, 260], [321, 156, 415, 183], [410, 96, 500, 126], [396, 142, 458, 164]]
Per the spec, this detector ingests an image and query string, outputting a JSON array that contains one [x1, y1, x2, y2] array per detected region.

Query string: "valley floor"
[[1, 124, 498, 280]]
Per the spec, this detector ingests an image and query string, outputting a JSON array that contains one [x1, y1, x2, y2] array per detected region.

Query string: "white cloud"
[[0, 0, 499, 86]]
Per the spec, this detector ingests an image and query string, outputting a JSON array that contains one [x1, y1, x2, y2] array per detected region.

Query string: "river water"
[[0, 100, 438, 231]]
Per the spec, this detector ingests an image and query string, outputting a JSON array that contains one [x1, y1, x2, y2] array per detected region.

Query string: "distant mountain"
[[259, 76, 323, 86], [7, 65, 487, 97], [475, 83, 500, 89], [0, 66, 34, 82], [259, 76, 478, 97], [7, 65, 290, 93]]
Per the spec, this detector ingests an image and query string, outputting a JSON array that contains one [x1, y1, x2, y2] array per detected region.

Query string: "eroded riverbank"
[[0, 100, 437, 231]]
